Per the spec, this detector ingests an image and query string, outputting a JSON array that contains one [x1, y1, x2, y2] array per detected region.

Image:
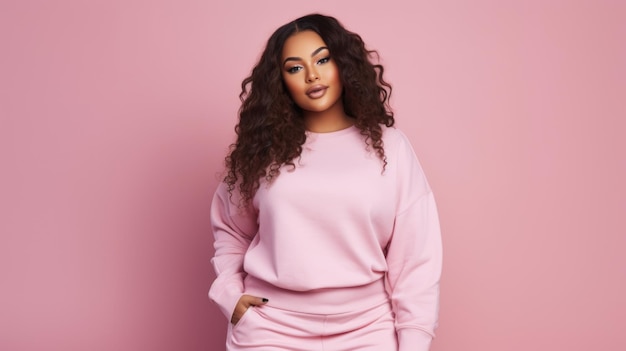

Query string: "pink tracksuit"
[[209, 125, 442, 351]]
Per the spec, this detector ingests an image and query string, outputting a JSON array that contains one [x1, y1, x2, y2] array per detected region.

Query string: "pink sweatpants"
[[226, 301, 398, 351]]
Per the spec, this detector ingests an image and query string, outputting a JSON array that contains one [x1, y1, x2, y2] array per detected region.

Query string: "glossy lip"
[[306, 84, 328, 97]]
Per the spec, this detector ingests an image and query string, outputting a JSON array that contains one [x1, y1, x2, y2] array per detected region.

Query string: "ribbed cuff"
[[397, 328, 433, 351], [209, 281, 244, 321]]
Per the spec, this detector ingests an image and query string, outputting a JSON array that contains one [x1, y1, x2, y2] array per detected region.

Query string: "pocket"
[[232, 306, 256, 331]]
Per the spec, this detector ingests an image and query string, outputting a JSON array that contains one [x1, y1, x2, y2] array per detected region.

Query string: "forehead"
[[281, 30, 327, 58]]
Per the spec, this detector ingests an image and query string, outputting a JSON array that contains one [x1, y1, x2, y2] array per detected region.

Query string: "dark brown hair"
[[225, 13, 394, 205]]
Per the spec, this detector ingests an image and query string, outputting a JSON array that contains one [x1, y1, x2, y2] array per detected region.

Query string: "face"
[[281, 30, 343, 115]]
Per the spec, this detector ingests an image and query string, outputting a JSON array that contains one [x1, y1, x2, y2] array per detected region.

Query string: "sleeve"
[[385, 132, 443, 351], [208, 182, 259, 320]]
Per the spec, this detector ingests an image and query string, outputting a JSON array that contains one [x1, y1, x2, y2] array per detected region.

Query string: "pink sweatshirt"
[[209, 125, 442, 351]]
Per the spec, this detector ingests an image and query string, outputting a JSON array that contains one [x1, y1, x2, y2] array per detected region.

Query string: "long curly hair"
[[225, 13, 394, 205]]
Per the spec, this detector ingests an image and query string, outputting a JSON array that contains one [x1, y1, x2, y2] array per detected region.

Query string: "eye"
[[287, 66, 302, 74], [317, 57, 330, 64]]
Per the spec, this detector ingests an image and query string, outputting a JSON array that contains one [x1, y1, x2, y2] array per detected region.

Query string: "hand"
[[231, 294, 269, 325]]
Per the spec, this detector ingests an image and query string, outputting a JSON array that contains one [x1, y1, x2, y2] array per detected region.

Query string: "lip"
[[306, 84, 328, 98]]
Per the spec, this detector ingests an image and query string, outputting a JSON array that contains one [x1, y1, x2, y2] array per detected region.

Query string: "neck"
[[303, 102, 353, 133]]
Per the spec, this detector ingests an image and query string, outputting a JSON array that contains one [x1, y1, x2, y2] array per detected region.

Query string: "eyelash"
[[317, 57, 330, 64], [286, 56, 331, 74], [287, 66, 302, 74]]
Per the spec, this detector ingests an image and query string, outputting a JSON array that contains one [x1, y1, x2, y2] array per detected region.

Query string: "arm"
[[208, 182, 259, 320], [385, 133, 443, 351]]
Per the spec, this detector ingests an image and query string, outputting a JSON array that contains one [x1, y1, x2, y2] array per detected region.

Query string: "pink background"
[[1, 0, 624, 350]]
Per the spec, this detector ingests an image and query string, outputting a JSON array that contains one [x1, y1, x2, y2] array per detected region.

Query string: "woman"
[[209, 13, 442, 351]]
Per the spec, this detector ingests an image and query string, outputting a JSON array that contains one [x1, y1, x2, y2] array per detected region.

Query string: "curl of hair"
[[225, 13, 394, 205]]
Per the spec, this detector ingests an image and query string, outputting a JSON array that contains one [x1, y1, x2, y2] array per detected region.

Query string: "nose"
[[306, 68, 319, 82]]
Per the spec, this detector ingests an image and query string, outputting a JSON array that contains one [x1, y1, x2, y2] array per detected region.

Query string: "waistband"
[[243, 275, 389, 315]]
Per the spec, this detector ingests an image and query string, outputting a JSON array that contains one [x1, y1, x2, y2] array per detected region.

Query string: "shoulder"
[[382, 124, 411, 141], [381, 125, 432, 197], [381, 125, 414, 154], [381, 125, 426, 176]]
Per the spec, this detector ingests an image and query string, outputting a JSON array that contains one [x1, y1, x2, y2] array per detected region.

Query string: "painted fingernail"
[[262, 298, 269, 303]]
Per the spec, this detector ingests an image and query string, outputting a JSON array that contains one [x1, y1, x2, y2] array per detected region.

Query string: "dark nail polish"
[[262, 298, 269, 303]]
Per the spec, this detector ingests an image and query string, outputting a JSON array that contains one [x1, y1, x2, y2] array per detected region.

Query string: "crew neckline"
[[305, 124, 358, 137]]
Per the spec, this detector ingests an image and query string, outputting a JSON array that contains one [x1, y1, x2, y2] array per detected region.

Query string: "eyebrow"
[[282, 46, 329, 65]]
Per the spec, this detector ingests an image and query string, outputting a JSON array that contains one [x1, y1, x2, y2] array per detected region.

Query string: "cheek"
[[333, 73, 343, 90], [329, 70, 342, 92], [282, 76, 299, 97], [327, 65, 342, 86]]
